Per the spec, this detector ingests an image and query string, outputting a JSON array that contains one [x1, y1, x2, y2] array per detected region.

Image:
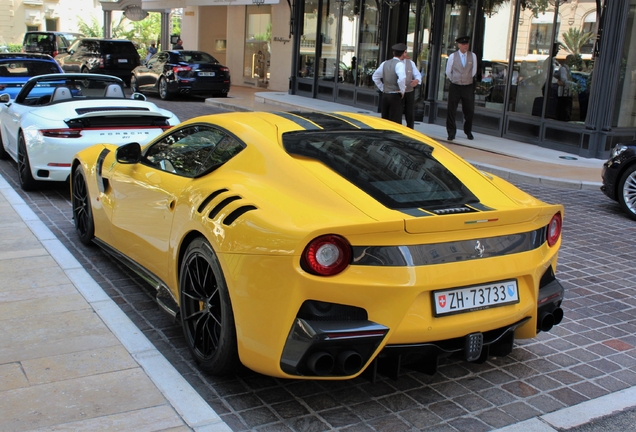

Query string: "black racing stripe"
[[287, 112, 360, 130], [273, 112, 321, 130], [400, 208, 434, 217], [327, 113, 373, 129], [469, 202, 495, 211]]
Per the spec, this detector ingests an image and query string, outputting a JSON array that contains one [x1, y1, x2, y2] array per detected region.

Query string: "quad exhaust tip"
[[538, 307, 564, 332], [307, 350, 363, 376]]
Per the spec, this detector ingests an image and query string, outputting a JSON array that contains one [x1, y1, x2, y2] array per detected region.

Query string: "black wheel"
[[159, 77, 172, 100], [81, 67, 89, 74], [618, 164, 636, 221], [17, 133, 36, 191], [0, 132, 8, 160], [179, 237, 238, 374], [130, 75, 140, 93], [71, 165, 95, 245]]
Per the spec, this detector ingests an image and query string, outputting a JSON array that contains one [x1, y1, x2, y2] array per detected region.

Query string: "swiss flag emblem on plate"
[[438, 295, 446, 308]]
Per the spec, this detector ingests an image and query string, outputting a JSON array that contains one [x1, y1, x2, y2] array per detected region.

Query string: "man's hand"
[[409, 79, 419, 88]]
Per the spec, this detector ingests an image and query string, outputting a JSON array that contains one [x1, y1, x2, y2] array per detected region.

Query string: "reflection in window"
[[356, 0, 380, 89], [144, 126, 245, 177], [244, 5, 271, 87], [298, 0, 319, 78], [613, 0, 636, 127]]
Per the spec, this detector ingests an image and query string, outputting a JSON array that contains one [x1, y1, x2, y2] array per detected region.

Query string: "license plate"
[[118, 59, 128, 63], [199, 72, 215, 76], [433, 280, 519, 316]]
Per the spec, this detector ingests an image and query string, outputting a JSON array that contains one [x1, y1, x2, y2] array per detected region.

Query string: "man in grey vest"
[[403, 53, 422, 129], [445, 36, 477, 140], [372, 43, 407, 124]]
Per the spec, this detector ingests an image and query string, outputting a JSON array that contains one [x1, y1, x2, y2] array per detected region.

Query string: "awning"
[[186, 0, 279, 5]]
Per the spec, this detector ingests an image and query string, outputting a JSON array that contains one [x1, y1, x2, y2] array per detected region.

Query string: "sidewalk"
[[0, 176, 230, 431], [0, 87, 625, 432], [206, 86, 604, 190]]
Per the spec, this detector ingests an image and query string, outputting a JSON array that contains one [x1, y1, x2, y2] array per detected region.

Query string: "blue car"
[[0, 53, 63, 99]]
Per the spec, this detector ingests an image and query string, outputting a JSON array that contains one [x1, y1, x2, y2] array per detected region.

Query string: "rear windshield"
[[283, 130, 478, 210], [100, 41, 138, 55], [0, 60, 60, 77], [174, 52, 218, 64]]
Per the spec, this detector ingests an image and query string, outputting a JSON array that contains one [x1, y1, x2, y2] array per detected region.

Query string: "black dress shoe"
[[447, 135, 455, 141], [466, 133, 474, 140]]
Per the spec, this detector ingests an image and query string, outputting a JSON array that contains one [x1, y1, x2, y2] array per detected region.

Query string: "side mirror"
[[0, 93, 10, 103], [116, 142, 142, 164], [131, 92, 146, 101]]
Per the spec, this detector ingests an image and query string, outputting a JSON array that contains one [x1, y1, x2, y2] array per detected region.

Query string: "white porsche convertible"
[[0, 73, 179, 190]]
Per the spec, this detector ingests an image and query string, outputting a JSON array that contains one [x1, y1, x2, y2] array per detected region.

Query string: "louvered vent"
[[431, 206, 475, 215]]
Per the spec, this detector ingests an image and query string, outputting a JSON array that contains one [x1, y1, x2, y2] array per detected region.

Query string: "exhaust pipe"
[[538, 312, 555, 332], [337, 350, 363, 375], [552, 308, 564, 325], [306, 352, 334, 376]]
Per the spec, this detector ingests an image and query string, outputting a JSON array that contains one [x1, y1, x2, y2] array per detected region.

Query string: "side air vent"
[[209, 196, 242, 219], [223, 205, 257, 225], [431, 206, 475, 215], [197, 188, 229, 213]]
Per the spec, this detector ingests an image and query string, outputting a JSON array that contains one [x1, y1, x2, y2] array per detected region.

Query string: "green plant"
[[561, 27, 594, 58]]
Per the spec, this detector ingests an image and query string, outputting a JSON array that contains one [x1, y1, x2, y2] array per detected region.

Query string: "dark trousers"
[[403, 90, 415, 128], [381, 92, 403, 124], [446, 82, 475, 137]]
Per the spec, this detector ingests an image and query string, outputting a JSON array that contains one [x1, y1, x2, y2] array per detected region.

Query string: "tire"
[[130, 75, 140, 93], [159, 77, 172, 100], [0, 132, 8, 160], [17, 133, 36, 191], [81, 67, 89, 74], [71, 165, 95, 246], [617, 164, 636, 221], [179, 237, 238, 374]]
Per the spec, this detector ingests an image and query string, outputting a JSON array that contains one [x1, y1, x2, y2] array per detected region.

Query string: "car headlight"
[[610, 144, 628, 159]]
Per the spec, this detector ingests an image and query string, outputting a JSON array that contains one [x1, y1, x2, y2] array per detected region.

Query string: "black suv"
[[55, 38, 140, 86], [22, 31, 83, 58]]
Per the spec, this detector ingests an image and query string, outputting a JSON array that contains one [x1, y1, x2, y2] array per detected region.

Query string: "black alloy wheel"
[[179, 237, 238, 374], [618, 164, 636, 221], [159, 77, 172, 100], [17, 133, 36, 191], [0, 134, 8, 160], [71, 165, 95, 245]]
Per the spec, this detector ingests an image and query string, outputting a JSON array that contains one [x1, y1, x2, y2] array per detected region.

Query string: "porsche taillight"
[[302, 235, 351, 276], [546, 212, 562, 247], [40, 129, 83, 138]]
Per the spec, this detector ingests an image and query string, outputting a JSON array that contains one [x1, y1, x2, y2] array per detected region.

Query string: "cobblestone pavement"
[[2, 95, 635, 431]]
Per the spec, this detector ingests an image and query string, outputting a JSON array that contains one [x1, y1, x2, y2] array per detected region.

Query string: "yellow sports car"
[[70, 111, 565, 380]]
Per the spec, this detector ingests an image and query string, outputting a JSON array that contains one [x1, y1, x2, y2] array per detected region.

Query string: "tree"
[[561, 27, 594, 58]]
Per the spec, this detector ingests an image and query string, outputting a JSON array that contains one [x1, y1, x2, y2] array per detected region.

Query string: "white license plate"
[[199, 72, 215, 76], [433, 280, 519, 316], [118, 59, 128, 63]]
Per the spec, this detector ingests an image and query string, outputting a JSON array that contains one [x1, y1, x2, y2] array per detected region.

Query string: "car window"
[[177, 52, 217, 64], [0, 60, 60, 77], [143, 125, 245, 177], [101, 41, 137, 55], [283, 130, 479, 210], [81, 41, 100, 54]]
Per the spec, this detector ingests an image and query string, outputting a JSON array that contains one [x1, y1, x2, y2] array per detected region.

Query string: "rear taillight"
[[99, 57, 105, 68], [172, 66, 192, 75], [220, 67, 229, 73], [302, 234, 351, 276], [40, 129, 83, 138], [546, 212, 562, 247], [52, 50, 58, 57]]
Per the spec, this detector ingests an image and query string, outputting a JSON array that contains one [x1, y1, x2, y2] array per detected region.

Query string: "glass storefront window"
[[510, 2, 596, 124], [613, 0, 636, 127], [244, 5, 271, 87], [318, 0, 342, 81], [417, 2, 432, 98], [356, 0, 380, 89], [338, 0, 359, 85], [298, 0, 319, 78], [438, 1, 475, 102]]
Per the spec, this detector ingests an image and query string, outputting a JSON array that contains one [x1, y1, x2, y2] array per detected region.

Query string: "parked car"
[[69, 111, 565, 380], [55, 38, 140, 86], [131, 50, 230, 100], [0, 73, 179, 190], [22, 31, 84, 58], [601, 140, 636, 220], [0, 53, 63, 99]]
